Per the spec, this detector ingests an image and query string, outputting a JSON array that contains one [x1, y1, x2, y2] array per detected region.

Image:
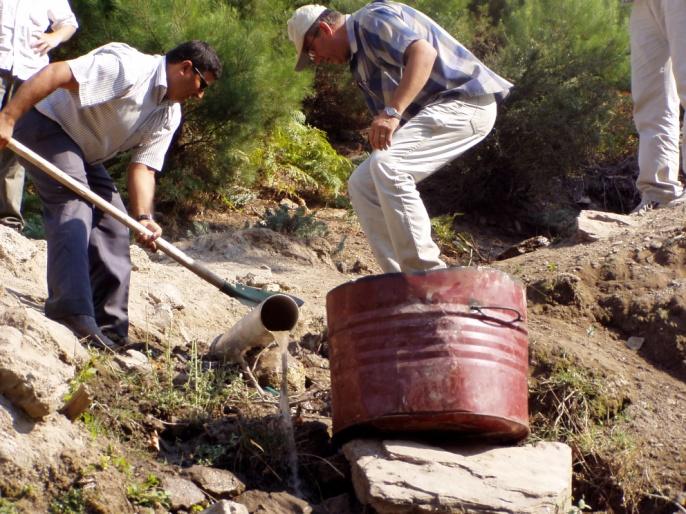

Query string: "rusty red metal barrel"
[[326, 267, 529, 443]]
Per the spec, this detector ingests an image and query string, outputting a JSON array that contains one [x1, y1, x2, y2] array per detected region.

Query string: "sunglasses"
[[192, 64, 209, 91]]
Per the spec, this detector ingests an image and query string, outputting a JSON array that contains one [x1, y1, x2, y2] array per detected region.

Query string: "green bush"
[[426, 0, 632, 226], [64, 0, 313, 213], [246, 111, 353, 204]]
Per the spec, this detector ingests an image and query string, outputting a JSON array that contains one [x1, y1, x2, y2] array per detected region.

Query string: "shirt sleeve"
[[357, 6, 422, 69], [130, 105, 182, 172], [68, 49, 134, 108], [48, 0, 79, 30]]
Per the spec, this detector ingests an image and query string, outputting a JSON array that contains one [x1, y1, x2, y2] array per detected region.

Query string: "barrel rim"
[[326, 266, 525, 299]]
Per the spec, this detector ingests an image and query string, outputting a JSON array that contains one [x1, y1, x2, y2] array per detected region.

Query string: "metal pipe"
[[209, 293, 300, 359]]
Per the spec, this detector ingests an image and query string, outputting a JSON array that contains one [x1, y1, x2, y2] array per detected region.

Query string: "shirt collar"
[[153, 56, 171, 105], [344, 14, 357, 61]]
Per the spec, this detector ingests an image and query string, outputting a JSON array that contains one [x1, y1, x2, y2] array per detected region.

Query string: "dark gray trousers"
[[14, 108, 131, 337], [0, 71, 25, 229]]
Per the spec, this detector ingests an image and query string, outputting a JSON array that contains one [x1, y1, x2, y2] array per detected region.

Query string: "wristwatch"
[[383, 106, 402, 120]]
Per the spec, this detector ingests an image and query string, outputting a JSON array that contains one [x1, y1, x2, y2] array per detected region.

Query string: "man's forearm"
[[0, 62, 77, 125], [127, 163, 157, 218], [389, 39, 437, 114], [52, 24, 77, 44]]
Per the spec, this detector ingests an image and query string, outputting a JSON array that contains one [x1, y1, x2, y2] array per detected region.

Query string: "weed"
[[64, 358, 99, 403], [126, 475, 170, 509], [79, 411, 106, 439], [0, 499, 18, 514], [257, 205, 328, 240], [430, 214, 484, 264], [49, 488, 85, 514], [529, 351, 643, 511]]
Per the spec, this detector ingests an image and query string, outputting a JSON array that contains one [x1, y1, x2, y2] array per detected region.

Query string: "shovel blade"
[[221, 281, 305, 307]]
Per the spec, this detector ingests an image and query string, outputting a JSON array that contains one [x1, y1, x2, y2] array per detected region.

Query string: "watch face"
[[384, 107, 400, 118]]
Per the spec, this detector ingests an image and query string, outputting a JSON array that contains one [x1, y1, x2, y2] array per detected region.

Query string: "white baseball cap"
[[287, 4, 327, 71]]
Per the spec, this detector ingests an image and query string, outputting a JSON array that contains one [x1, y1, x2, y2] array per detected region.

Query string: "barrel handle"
[[469, 304, 523, 324]]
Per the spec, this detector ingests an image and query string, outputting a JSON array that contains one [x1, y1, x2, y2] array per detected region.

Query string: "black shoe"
[[57, 314, 119, 351], [101, 330, 131, 347]]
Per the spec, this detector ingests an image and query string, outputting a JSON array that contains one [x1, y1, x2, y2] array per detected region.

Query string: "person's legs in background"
[[0, 72, 25, 231], [630, 0, 683, 210]]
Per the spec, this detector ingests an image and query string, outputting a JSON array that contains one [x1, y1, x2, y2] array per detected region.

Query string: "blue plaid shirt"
[[346, 1, 513, 122]]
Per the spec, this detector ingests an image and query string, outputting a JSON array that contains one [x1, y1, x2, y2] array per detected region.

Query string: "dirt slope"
[[0, 201, 685, 513]]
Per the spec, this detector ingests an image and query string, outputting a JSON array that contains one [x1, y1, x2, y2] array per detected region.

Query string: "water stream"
[[271, 330, 302, 497]]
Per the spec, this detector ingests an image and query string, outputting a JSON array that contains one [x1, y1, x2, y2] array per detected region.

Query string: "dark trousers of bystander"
[[0, 70, 25, 230]]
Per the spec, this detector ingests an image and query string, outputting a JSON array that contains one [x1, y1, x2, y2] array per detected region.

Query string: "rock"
[[575, 210, 637, 242], [0, 225, 38, 266], [235, 490, 313, 514], [239, 270, 274, 288], [0, 326, 74, 419], [114, 350, 153, 374], [343, 439, 572, 514], [496, 236, 551, 260], [185, 465, 246, 498], [0, 395, 87, 476], [60, 384, 91, 421], [313, 493, 359, 514], [626, 336, 645, 351], [0, 298, 88, 366], [147, 283, 186, 310], [130, 244, 152, 272], [201, 500, 249, 514], [161, 476, 207, 511], [279, 198, 301, 211], [252, 345, 306, 394]]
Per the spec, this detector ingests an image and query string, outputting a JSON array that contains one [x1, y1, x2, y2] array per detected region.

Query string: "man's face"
[[304, 22, 349, 66], [167, 61, 216, 103]]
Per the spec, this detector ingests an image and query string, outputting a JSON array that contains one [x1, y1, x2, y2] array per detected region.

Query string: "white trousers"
[[348, 94, 497, 273], [630, 0, 686, 203]]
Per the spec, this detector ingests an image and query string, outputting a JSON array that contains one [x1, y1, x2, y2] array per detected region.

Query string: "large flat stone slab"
[[343, 439, 572, 514]]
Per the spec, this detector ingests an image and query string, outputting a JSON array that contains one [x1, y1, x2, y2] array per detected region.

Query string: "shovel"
[[8, 138, 304, 307]]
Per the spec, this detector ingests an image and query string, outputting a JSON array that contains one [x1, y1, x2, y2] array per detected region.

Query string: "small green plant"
[[49, 488, 85, 514], [79, 410, 106, 439], [430, 214, 483, 264], [126, 474, 171, 509], [64, 358, 99, 403], [257, 205, 328, 240], [0, 498, 19, 514], [568, 497, 592, 513]]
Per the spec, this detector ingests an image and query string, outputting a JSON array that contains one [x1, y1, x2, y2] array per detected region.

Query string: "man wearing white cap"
[[287, 1, 512, 273]]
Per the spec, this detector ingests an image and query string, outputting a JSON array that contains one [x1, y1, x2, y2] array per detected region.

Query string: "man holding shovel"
[[287, 2, 512, 273], [0, 40, 221, 349]]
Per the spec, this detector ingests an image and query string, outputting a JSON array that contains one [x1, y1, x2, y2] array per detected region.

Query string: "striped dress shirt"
[[35, 42, 181, 172], [346, 0, 513, 121]]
